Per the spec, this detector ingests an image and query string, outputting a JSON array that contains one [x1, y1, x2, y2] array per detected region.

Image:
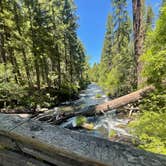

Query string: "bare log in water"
[[95, 85, 154, 112], [35, 86, 154, 125]]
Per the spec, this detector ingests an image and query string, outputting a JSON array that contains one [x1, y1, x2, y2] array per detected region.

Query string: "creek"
[[18, 83, 134, 145], [59, 83, 133, 145]]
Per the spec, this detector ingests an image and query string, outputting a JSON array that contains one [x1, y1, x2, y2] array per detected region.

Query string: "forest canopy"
[[0, 0, 89, 109]]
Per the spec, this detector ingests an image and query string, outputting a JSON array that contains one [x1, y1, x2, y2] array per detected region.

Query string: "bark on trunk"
[[132, 0, 144, 87]]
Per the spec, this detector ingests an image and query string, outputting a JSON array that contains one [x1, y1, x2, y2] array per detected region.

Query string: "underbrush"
[[0, 82, 85, 110], [129, 88, 166, 155]]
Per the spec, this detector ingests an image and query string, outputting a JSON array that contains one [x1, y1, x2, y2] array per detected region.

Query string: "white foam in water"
[[60, 83, 131, 138], [93, 110, 130, 137]]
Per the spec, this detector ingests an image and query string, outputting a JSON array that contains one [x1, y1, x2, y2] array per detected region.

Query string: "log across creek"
[[36, 85, 155, 125], [0, 114, 166, 166]]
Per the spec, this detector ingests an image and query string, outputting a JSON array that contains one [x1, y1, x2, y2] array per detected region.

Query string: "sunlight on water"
[[60, 83, 131, 140]]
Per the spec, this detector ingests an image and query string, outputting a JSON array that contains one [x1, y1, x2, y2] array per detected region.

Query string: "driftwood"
[[0, 114, 166, 166], [35, 86, 154, 125]]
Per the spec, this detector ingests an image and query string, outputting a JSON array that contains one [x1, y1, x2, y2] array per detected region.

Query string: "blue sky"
[[75, 0, 162, 65]]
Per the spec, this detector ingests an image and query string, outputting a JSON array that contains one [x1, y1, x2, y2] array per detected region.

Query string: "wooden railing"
[[0, 114, 166, 166]]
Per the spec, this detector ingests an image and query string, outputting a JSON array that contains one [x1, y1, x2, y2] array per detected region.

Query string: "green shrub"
[[129, 88, 166, 154], [140, 89, 166, 113], [129, 111, 166, 155]]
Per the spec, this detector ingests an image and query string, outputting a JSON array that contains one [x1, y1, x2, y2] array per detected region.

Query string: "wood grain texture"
[[0, 114, 166, 166]]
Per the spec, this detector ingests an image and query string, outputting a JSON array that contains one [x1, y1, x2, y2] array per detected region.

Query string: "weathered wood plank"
[[0, 114, 166, 166]]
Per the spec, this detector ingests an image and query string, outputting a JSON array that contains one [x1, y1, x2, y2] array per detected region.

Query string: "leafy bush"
[[129, 88, 166, 155], [141, 50, 166, 86], [129, 111, 166, 155], [140, 89, 166, 113], [140, 4, 166, 86], [109, 130, 117, 138], [0, 82, 27, 108]]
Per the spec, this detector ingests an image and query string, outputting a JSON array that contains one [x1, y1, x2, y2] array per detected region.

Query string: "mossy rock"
[[75, 116, 87, 126], [109, 130, 117, 138], [95, 94, 102, 98]]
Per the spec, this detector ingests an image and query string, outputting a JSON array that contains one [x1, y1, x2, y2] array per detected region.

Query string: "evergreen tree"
[[0, 0, 88, 109], [106, 0, 133, 96], [99, 14, 114, 86], [130, 3, 166, 155], [91, 0, 134, 97], [145, 6, 154, 33]]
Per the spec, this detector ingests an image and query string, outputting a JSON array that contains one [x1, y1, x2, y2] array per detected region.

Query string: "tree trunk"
[[13, 1, 33, 88], [42, 56, 51, 88], [132, 0, 144, 87], [36, 86, 155, 125], [0, 150, 51, 166], [22, 48, 33, 88], [57, 45, 61, 90], [27, 4, 41, 90], [8, 47, 23, 85], [95, 85, 154, 112], [0, 33, 7, 77]]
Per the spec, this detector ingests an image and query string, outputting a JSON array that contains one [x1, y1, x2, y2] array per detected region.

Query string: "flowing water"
[[60, 83, 132, 144]]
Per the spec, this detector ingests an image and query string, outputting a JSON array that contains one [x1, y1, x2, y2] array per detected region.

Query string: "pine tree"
[[94, 0, 134, 96], [108, 0, 133, 96], [101, 14, 114, 67], [0, 0, 88, 109], [99, 14, 114, 86], [145, 6, 154, 32]]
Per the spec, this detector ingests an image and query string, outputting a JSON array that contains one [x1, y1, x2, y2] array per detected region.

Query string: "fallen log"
[[0, 149, 51, 166], [95, 85, 155, 112], [36, 86, 155, 125], [0, 114, 166, 166]]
